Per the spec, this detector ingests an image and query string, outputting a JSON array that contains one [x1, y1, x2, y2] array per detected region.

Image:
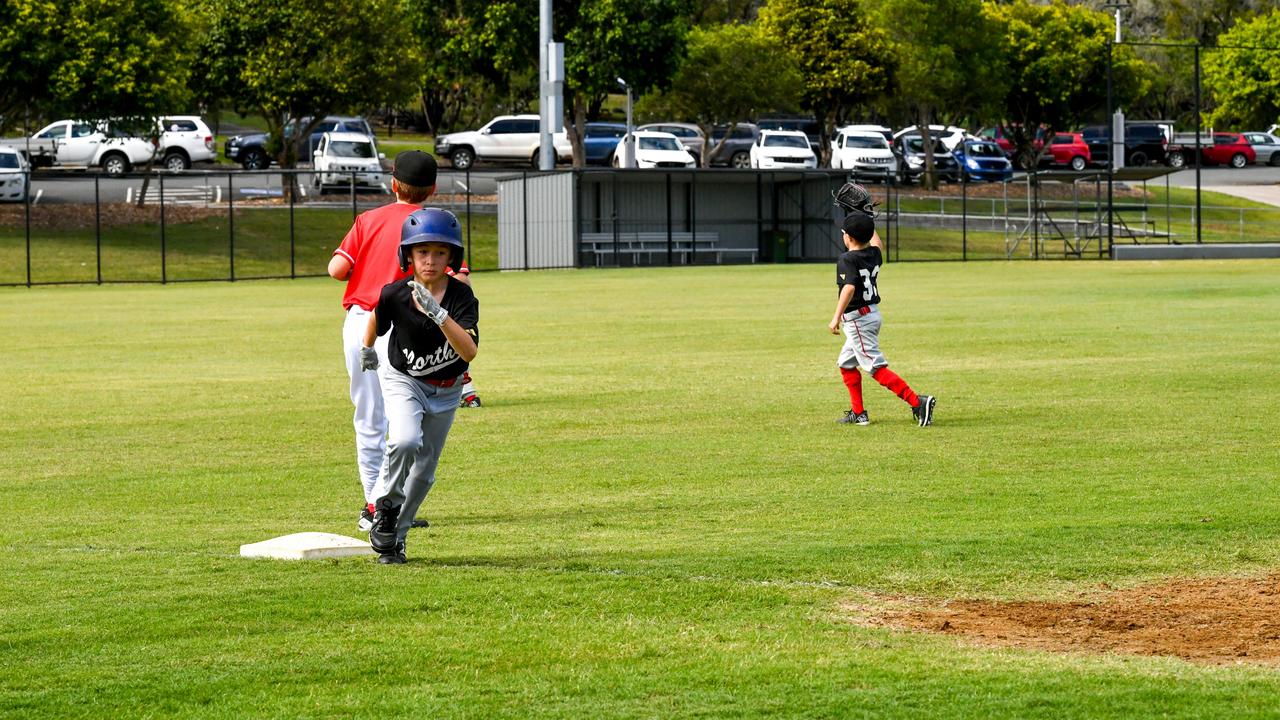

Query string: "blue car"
[[581, 122, 627, 165], [952, 140, 1013, 182]]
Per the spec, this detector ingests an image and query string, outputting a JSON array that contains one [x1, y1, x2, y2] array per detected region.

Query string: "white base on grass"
[[240, 532, 375, 560]]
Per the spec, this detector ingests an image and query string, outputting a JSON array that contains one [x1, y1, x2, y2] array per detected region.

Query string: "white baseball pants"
[[343, 306, 390, 503]]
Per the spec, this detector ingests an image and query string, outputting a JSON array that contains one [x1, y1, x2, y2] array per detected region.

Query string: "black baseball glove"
[[833, 182, 880, 218]]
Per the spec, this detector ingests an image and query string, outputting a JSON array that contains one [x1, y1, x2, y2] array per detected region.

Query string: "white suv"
[[30, 120, 156, 175], [157, 116, 216, 171], [831, 128, 898, 180], [312, 132, 385, 192], [435, 115, 551, 169], [750, 130, 818, 169]]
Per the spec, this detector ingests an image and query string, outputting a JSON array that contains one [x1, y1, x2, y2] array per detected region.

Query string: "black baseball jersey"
[[375, 277, 479, 382], [836, 246, 882, 311]]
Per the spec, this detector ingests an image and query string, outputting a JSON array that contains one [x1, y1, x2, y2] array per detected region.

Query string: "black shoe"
[[837, 410, 870, 425], [410, 518, 429, 529], [377, 542, 406, 564], [357, 503, 374, 532], [913, 395, 937, 427], [368, 500, 401, 555]]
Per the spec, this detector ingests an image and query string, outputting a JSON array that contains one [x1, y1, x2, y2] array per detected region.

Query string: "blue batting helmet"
[[399, 208, 463, 272]]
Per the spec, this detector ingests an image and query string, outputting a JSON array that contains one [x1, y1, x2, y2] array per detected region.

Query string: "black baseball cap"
[[393, 151, 437, 187], [842, 213, 875, 243]]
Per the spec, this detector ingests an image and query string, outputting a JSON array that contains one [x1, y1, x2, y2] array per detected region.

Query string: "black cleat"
[[912, 395, 937, 426], [837, 410, 870, 425], [368, 500, 401, 555], [377, 542, 406, 564]]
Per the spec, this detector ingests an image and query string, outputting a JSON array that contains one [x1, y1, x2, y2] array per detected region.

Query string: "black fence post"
[[962, 172, 968, 261], [465, 167, 472, 266], [228, 171, 235, 281], [24, 168, 31, 287], [160, 172, 167, 284], [350, 171, 357, 220], [1194, 44, 1203, 245], [665, 172, 673, 266], [94, 175, 102, 285], [290, 169, 296, 279]]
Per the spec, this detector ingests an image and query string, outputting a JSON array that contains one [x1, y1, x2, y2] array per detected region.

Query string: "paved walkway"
[[1201, 184, 1280, 207]]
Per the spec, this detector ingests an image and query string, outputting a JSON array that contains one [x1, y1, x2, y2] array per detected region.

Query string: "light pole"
[[617, 77, 635, 169]]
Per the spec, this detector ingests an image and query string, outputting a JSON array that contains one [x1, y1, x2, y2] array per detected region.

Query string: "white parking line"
[[379, 182, 388, 193], [215, 185, 222, 203], [299, 183, 308, 198], [32, 189, 43, 206], [125, 187, 133, 204]]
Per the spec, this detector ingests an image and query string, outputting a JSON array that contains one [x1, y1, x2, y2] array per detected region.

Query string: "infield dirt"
[[850, 574, 1280, 666]]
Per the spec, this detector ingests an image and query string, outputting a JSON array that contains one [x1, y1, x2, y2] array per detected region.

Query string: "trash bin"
[[765, 229, 789, 263]]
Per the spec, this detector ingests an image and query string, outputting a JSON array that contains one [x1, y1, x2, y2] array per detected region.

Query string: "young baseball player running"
[[360, 208, 479, 564], [328, 151, 438, 531], [829, 184, 936, 427]]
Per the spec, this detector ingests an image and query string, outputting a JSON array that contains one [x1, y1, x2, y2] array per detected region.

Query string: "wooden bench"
[[580, 231, 758, 265]]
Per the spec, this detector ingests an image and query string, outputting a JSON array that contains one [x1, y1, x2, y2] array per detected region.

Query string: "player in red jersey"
[[327, 151, 438, 530]]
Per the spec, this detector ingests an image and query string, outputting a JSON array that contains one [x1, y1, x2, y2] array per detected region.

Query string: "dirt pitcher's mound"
[[852, 574, 1280, 665]]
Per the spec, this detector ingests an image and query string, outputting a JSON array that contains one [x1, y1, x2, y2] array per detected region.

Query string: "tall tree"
[[558, 0, 695, 166], [1203, 9, 1280, 129], [197, 0, 418, 171], [0, 0, 194, 135], [877, 0, 1006, 187], [406, 0, 538, 135], [638, 23, 801, 165], [986, 0, 1153, 170], [758, 0, 894, 166]]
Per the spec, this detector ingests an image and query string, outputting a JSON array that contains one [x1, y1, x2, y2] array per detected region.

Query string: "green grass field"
[[2, 261, 1280, 717]]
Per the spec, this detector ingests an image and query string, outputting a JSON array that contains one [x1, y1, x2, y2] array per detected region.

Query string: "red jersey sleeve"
[[334, 214, 362, 267]]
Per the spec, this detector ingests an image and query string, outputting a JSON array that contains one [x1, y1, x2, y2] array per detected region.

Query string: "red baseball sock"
[[840, 367, 864, 414], [871, 367, 919, 407]]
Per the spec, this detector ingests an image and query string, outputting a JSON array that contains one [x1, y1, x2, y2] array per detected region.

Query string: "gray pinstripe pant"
[[372, 366, 462, 543]]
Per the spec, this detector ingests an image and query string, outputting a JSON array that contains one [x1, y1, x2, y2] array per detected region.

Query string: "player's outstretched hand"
[[408, 280, 449, 326], [359, 346, 379, 371]]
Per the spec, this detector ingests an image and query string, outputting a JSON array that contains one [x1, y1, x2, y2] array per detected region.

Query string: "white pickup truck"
[[0, 120, 157, 175]]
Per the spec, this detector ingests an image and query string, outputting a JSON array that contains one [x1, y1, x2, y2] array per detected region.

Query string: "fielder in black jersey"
[[828, 212, 936, 426], [358, 208, 479, 563]]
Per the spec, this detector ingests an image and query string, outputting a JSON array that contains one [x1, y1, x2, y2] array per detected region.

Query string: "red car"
[[1201, 133, 1256, 167], [1038, 133, 1092, 171]]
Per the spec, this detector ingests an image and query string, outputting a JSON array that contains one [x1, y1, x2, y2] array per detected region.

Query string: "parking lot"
[[11, 164, 1278, 207]]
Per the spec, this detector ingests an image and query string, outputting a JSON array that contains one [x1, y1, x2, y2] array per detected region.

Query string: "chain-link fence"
[[3, 165, 1277, 285], [0, 167, 497, 287]]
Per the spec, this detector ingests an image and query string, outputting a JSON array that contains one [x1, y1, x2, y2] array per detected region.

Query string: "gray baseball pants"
[[372, 366, 461, 543]]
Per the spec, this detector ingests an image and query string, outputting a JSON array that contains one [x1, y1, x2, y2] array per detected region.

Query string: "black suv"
[[1080, 123, 1169, 167], [225, 116, 374, 170], [892, 134, 960, 184]]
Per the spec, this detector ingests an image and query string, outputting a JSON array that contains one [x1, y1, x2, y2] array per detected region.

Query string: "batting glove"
[[409, 280, 449, 326], [359, 346, 379, 372]]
